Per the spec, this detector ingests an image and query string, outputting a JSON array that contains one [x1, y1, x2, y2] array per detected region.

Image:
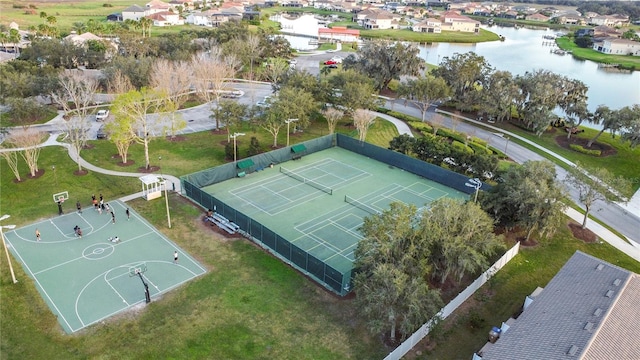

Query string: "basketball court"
[[3, 198, 206, 334]]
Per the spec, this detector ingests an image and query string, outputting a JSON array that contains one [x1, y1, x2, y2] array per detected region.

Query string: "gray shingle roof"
[[480, 251, 633, 360]]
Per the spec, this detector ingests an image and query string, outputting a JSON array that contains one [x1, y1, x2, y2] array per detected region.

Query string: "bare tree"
[[107, 69, 134, 95], [111, 88, 166, 170], [192, 52, 236, 130], [0, 148, 21, 182], [353, 109, 377, 142], [50, 70, 98, 172], [322, 107, 344, 135], [429, 113, 446, 135], [6, 129, 46, 177], [150, 59, 191, 138]]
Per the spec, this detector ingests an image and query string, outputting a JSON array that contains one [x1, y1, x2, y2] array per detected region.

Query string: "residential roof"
[[123, 4, 146, 12], [480, 251, 639, 360]]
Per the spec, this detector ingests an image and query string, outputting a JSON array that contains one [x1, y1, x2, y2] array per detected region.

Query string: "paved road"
[[387, 100, 640, 246]]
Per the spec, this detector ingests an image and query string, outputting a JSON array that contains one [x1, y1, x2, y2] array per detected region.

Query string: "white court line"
[[3, 233, 75, 332], [33, 231, 155, 275]]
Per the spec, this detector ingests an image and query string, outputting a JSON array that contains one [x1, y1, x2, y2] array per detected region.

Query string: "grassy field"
[[556, 37, 640, 70], [419, 225, 640, 359], [0, 191, 388, 359], [360, 28, 501, 43]]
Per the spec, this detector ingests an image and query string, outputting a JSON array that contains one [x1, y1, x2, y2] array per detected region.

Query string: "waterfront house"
[[440, 11, 480, 33], [589, 14, 630, 27], [475, 251, 640, 360], [593, 37, 640, 56], [412, 18, 442, 33], [525, 13, 549, 22], [354, 8, 400, 30]]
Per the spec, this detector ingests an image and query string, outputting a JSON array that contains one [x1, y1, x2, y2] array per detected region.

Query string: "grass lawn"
[[0, 191, 388, 359], [419, 225, 640, 359], [360, 28, 501, 43], [556, 37, 640, 70], [493, 122, 640, 191], [82, 117, 358, 177]]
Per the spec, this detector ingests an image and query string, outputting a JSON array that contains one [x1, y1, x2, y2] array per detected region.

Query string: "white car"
[[256, 96, 272, 108], [331, 57, 343, 64], [96, 109, 109, 121]]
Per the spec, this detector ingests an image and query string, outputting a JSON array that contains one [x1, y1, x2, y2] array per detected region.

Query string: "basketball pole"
[[0, 215, 18, 284], [162, 175, 171, 229]]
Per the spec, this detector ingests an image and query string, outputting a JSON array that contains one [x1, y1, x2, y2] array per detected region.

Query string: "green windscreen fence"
[[237, 159, 254, 169], [291, 144, 306, 153], [182, 134, 486, 296]]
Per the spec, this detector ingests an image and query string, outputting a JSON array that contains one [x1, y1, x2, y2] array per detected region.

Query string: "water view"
[[273, 15, 639, 118]]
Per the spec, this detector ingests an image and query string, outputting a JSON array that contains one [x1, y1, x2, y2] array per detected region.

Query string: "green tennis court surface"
[[4, 200, 206, 334], [205, 147, 467, 284]]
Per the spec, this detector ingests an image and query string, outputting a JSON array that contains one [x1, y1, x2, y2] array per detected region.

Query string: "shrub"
[[569, 144, 601, 156], [452, 140, 473, 153], [438, 128, 467, 143], [387, 79, 400, 93], [408, 121, 433, 134], [13, 4, 26, 9], [468, 141, 493, 155], [471, 137, 487, 146]]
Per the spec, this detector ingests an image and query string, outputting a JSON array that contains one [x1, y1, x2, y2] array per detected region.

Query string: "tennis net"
[[280, 167, 333, 195], [344, 195, 380, 215]]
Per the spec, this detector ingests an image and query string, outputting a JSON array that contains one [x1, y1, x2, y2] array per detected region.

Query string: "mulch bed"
[[567, 222, 598, 243], [554, 135, 616, 157], [137, 166, 161, 173]]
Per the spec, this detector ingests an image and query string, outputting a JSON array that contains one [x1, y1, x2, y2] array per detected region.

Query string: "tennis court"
[[202, 146, 466, 292], [3, 200, 206, 334]]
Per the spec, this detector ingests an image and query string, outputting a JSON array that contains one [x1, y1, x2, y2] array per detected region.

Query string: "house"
[[593, 37, 640, 56], [412, 18, 442, 33], [146, 0, 172, 14], [318, 26, 360, 42], [476, 251, 640, 360], [185, 9, 240, 27], [146, 11, 184, 26], [440, 11, 480, 33], [64, 31, 103, 46], [589, 14, 630, 27], [593, 25, 622, 39], [575, 28, 595, 38], [122, 4, 148, 21], [354, 8, 400, 30], [525, 13, 549, 22]]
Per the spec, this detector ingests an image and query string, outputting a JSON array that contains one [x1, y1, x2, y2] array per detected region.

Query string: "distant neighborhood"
[[1, 0, 639, 57]]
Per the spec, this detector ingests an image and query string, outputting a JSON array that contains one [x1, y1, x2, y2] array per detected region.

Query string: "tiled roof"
[[123, 4, 146, 12], [481, 251, 633, 360]]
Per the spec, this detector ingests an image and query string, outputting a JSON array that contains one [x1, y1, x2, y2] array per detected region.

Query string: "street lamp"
[[230, 132, 245, 164], [285, 118, 299, 147], [0, 214, 18, 284]]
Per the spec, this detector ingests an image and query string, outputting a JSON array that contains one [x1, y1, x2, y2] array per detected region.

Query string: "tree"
[[481, 161, 566, 242], [50, 70, 98, 172], [481, 70, 518, 123], [353, 109, 377, 142], [0, 148, 21, 182], [354, 202, 443, 342], [107, 69, 134, 95], [6, 128, 46, 177], [258, 111, 285, 148], [212, 100, 247, 138], [514, 70, 564, 136], [432, 53, 493, 112], [618, 104, 640, 148], [149, 59, 191, 138], [342, 40, 424, 90], [565, 162, 633, 229], [556, 78, 589, 139], [191, 51, 237, 130], [111, 88, 167, 170], [397, 75, 451, 122], [329, 69, 378, 116], [322, 107, 343, 134], [419, 198, 504, 284], [105, 114, 136, 165], [268, 86, 317, 131], [389, 134, 416, 155], [587, 105, 622, 147], [261, 57, 290, 92]]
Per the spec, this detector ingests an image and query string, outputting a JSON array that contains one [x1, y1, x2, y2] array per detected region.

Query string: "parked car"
[[331, 56, 343, 63], [256, 96, 271, 108], [324, 60, 338, 65], [95, 109, 109, 121], [96, 124, 109, 139], [328, 64, 339, 69], [220, 90, 243, 99]]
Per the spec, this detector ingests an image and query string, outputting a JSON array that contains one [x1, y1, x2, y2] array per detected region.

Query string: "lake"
[[274, 16, 639, 118]]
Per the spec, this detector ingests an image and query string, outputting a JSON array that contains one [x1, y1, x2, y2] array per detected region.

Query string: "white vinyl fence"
[[383, 242, 521, 360]]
